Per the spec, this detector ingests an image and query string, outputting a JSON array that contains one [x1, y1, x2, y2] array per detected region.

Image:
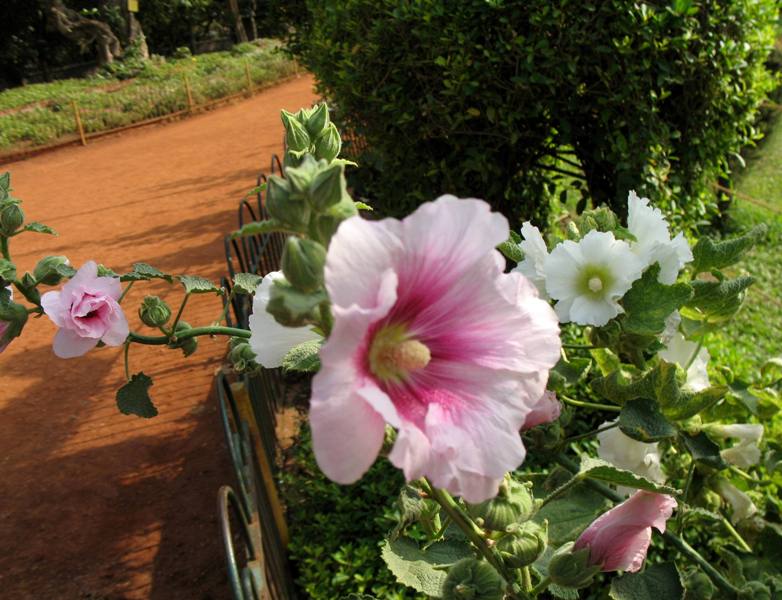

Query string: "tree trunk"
[[122, 5, 149, 59], [44, 0, 122, 66], [227, 0, 248, 43], [248, 0, 258, 41]]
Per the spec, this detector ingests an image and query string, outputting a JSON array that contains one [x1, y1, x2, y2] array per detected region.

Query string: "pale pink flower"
[[310, 196, 561, 503], [41, 261, 129, 358], [574, 490, 677, 572], [522, 391, 561, 430]]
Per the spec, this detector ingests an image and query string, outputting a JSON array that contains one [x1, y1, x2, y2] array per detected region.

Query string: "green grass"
[[707, 116, 782, 379], [0, 40, 297, 151]]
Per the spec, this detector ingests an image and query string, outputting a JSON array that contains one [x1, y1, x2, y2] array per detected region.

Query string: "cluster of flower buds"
[[281, 104, 341, 166], [227, 337, 261, 375]]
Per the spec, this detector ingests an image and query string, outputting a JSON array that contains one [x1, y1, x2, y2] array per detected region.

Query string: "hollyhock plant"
[[597, 422, 665, 494], [41, 261, 129, 358], [574, 490, 677, 573], [627, 191, 693, 284], [512, 221, 549, 298], [309, 195, 561, 502], [544, 230, 643, 326], [659, 331, 710, 391], [248, 271, 322, 368]]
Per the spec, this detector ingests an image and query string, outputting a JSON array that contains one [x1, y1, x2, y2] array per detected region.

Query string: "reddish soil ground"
[[0, 75, 317, 599]]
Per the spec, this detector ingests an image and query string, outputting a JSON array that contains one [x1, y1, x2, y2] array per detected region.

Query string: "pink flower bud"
[[41, 261, 129, 358], [522, 391, 561, 430], [574, 490, 677, 573]]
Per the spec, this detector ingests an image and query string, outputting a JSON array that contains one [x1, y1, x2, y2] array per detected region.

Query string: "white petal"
[[569, 295, 619, 326], [722, 443, 761, 469], [627, 190, 671, 250], [52, 328, 99, 358]]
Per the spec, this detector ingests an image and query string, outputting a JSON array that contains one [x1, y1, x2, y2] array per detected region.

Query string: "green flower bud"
[[139, 296, 172, 328], [282, 237, 326, 293], [285, 155, 321, 195], [309, 162, 346, 211], [547, 542, 600, 589], [0, 258, 16, 286], [497, 521, 548, 568], [0, 201, 24, 236], [33, 256, 69, 286], [442, 559, 504, 600], [305, 103, 330, 138], [266, 175, 310, 229], [282, 112, 311, 152], [467, 477, 535, 531], [0, 297, 28, 349], [169, 321, 198, 357], [311, 197, 358, 244], [313, 122, 342, 162], [266, 278, 325, 327], [228, 338, 259, 373], [294, 107, 312, 123]]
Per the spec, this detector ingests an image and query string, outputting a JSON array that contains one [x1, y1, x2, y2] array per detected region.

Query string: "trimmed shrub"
[[279, 0, 778, 225]]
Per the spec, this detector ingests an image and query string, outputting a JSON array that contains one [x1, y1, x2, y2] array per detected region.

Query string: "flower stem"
[[0, 237, 9, 260], [118, 281, 134, 304], [170, 293, 190, 334], [521, 567, 533, 592], [127, 325, 250, 345], [562, 343, 599, 350], [214, 286, 236, 326], [561, 395, 620, 412], [684, 337, 704, 371], [562, 422, 619, 445], [554, 453, 741, 596], [421, 479, 526, 600], [530, 576, 551, 597], [537, 472, 584, 509], [123, 341, 131, 380], [721, 515, 752, 553]]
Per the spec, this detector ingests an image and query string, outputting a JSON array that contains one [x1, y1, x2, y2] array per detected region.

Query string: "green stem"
[[684, 338, 704, 371], [562, 343, 598, 350], [319, 300, 334, 337], [215, 286, 236, 326], [127, 325, 250, 345], [562, 422, 619, 445], [537, 473, 584, 509], [422, 480, 525, 600], [26, 306, 43, 315], [530, 576, 551, 597], [0, 237, 9, 260], [721, 516, 752, 553], [123, 341, 131, 380], [118, 280, 134, 304], [676, 462, 696, 530], [561, 395, 620, 412], [554, 453, 741, 596], [170, 293, 190, 334], [521, 567, 532, 593]]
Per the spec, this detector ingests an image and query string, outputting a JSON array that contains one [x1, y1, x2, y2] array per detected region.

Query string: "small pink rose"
[[574, 490, 677, 573], [522, 391, 561, 430], [41, 261, 129, 358]]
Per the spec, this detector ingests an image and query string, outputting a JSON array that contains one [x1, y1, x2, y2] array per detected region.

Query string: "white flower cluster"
[[514, 191, 693, 327]]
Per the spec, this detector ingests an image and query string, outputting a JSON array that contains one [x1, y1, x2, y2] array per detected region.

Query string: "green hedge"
[[280, 0, 778, 225]]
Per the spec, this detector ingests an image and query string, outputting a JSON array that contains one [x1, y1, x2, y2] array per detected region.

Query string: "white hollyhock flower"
[[544, 230, 644, 326], [660, 310, 681, 346], [512, 221, 549, 298], [597, 421, 665, 495], [248, 271, 321, 368], [715, 479, 758, 524], [707, 423, 764, 469], [627, 191, 693, 284], [658, 332, 710, 391]]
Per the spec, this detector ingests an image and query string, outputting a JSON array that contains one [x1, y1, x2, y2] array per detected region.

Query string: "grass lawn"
[[708, 115, 782, 379], [0, 40, 297, 152]]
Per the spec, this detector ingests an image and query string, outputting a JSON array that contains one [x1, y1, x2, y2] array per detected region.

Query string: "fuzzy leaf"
[[680, 431, 727, 469], [579, 457, 679, 495], [691, 225, 767, 274], [281, 338, 322, 373], [232, 218, 290, 239], [23, 222, 56, 235], [178, 274, 222, 295], [681, 276, 754, 324], [116, 373, 158, 418], [498, 237, 524, 263], [619, 398, 678, 442], [610, 562, 684, 600], [121, 262, 173, 283], [622, 265, 693, 336], [233, 272, 263, 295], [381, 537, 472, 597]]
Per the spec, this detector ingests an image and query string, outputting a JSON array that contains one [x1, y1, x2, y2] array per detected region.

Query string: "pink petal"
[[41, 291, 65, 327], [52, 328, 100, 358], [100, 306, 130, 346]]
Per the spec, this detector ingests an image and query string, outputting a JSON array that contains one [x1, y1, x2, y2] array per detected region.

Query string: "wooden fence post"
[[183, 73, 194, 112], [244, 61, 253, 95], [71, 100, 86, 146]]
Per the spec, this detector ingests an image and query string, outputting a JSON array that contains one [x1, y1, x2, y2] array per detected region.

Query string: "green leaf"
[[680, 431, 727, 469], [231, 218, 291, 239], [579, 457, 679, 495], [610, 562, 684, 600], [281, 338, 322, 373], [56, 263, 77, 278], [691, 225, 767, 274], [22, 222, 56, 235], [621, 265, 693, 336], [619, 398, 678, 442], [97, 265, 119, 278], [121, 262, 173, 283], [393, 485, 434, 538], [116, 373, 158, 418], [663, 385, 727, 421], [497, 237, 524, 263], [381, 537, 472, 597], [354, 201, 373, 211], [534, 483, 611, 546], [178, 274, 222, 295], [0, 258, 16, 283], [233, 272, 263, 295], [267, 279, 327, 327], [591, 347, 622, 375], [681, 276, 754, 324]]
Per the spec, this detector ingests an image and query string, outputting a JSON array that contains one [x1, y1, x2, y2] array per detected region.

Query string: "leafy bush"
[[282, 0, 778, 225], [280, 426, 424, 600]]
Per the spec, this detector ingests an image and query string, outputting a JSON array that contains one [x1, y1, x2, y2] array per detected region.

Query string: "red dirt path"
[[0, 75, 317, 599]]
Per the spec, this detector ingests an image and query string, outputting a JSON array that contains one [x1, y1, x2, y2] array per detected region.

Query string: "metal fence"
[[217, 155, 299, 600]]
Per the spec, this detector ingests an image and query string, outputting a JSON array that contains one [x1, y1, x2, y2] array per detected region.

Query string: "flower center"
[[587, 276, 603, 292], [368, 324, 431, 383]]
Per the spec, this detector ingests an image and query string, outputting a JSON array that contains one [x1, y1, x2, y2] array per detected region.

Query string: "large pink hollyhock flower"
[[522, 391, 561, 430], [41, 261, 129, 358], [575, 490, 677, 572], [309, 195, 561, 503]]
